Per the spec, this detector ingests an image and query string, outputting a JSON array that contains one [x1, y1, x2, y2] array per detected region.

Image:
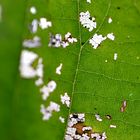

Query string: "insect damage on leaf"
[[59, 116, 65, 123], [89, 34, 107, 49], [49, 32, 77, 48], [30, 6, 37, 15], [35, 77, 43, 86], [17, 0, 140, 139], [89, 32, 115, 49], [114, 53, 118, 61], [110, 124, 117, 128], [22, 36, 41, 48], [19, 50, 43, 78], [80, 11, 97, 32], [120, 100, 127, 112], [40, 80, 57, 100], [86, 0, 91, 4], [65, 113, 107, 140], [56, 63, 63, 75], [60, 92, 71, 108], [107, 33, 115, 40], [105, 115, 112, 120], [39, 17, 52, 30], [108, 17, 112, 23], [95, 114, 103, 122], [30, 19, 38, 33], [40, 102, 60, 121]]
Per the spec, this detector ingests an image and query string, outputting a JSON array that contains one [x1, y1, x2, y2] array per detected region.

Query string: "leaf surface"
[[1, 0, 140, 140]]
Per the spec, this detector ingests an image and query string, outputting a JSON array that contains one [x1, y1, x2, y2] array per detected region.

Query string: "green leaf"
[[0, 0, 26, 139], [1, 0, 140, 140]]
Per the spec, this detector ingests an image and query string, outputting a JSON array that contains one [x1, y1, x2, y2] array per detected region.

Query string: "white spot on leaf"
[[22, 36, 41, 48], [87, 0, 91, 3], [108, 17, 112, 23], [107, 33, 115, 40], [40, 80, 57, 100], [80, 11, 97, 32], [56, 63, 63, 75], [60, 92, 71, 107], [39, 17, 52, 29], [89, 34, 107, 49], [19, 50, 38, 78], [59, 116, 65, 123], [30, 6, 37, 14], [114, 53, 118, 60], [40, 102, 60, 121]]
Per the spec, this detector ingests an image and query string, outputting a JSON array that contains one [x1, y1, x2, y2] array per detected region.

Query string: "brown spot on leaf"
[[120, 100, 127, 112]]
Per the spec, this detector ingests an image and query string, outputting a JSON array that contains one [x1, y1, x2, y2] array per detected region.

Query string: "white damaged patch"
[[40, 102, 60, 121], [30, 19, 38, 33], [40, 80, 57, 100], [107, 33, 115, 40], [110, 124, 117, 128], [60, 92, 71, 107], [59, 116, 65, 123], [80, 11, 96, 32], [19, 50, 38, 78], [89, 34, 107, 49], [114, 53, 118, 60], [49, 32, 77, 48], [30, 6, 37, 14], [56, 63, 63, 75], [108, 17, 112, 24], [39, 17, 52, 29], [22, 36, 41, 48], [87, 0, 91, 3], [65, 113, 107, 140], [35, 77, 43, 86], [19, 50, 44, 79], [95, 114, 102, 122]]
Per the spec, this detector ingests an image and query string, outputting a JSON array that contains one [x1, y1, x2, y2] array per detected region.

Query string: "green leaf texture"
[[0, 0, 140, 140]]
